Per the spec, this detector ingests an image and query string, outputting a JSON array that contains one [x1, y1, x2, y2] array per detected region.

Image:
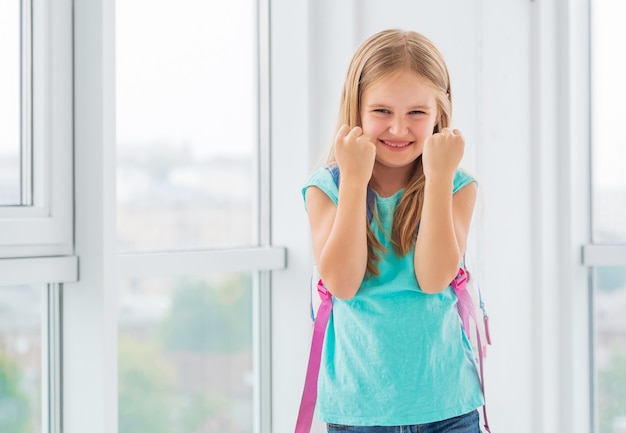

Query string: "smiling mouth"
[[381, 140, 412, 148]]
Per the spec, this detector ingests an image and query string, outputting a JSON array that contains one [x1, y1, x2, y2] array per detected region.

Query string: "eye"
[[409, 110, 426, 115], [373, 108, 391, 114]]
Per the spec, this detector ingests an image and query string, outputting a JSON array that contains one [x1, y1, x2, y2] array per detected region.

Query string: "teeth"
[[383, 140, 410, 148]]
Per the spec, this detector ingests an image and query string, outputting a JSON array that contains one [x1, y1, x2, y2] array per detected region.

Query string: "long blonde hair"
[[327, 29, 453, 275]]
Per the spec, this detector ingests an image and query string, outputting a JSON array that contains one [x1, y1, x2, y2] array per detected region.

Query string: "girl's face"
[[360, 69, 439, 169]]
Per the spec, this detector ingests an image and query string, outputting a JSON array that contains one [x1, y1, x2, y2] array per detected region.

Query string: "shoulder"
[[301, 164, 340, 211], [453, 168, 478, 194]]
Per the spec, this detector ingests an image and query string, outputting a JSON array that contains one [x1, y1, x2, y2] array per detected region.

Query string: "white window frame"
[[43, 283, 64, 433], [0, 2, 75, 429], [0, 0, 73, 258], [63, 1, 284, 433], [533, 0, 617, 431], [581, 1, 626, 431]]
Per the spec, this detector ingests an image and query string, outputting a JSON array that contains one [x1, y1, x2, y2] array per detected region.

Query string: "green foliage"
[[598, 344, 626, 433], [118, 336, 232, 433], [119, 275, 253, 432], [176, 393, 230, 433], [118, 337, 176, 433], [160, 275, 252, 352], [0, 352, 30, 433]]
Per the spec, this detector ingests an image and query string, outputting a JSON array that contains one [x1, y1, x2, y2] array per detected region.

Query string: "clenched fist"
[[422, 128, 464, 180], [334, 125, 377, 186]]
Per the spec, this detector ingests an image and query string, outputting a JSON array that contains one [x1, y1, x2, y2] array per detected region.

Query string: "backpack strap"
[[294, 280, 333, 433], [451, 268, 492, 433]]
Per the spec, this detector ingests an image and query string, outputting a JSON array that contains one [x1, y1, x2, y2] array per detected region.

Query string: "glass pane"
[[594, 266, 626, 433], [591, 0, 626, 243], [116, 0, 257, 252], [118, 274, 254, 433], [0, 285, 43, 433], [0, 1, 21, 206]]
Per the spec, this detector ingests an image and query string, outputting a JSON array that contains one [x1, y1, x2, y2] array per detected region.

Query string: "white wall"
[[270, 1, 590, 432]]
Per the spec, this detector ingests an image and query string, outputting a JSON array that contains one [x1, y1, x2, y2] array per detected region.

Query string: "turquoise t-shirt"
[[302, 166, 484, 426]]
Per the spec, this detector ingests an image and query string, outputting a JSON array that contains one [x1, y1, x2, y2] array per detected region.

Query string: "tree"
[[160, 275, 252, 352], [598, 344, 626, 433], [118, 336, 176, 433], [0, 351, 30, 433]]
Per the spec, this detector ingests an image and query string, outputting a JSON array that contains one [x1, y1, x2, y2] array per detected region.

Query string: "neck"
[[370, 162, 416, 197]]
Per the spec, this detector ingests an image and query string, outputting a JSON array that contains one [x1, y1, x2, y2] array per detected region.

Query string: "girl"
[[302, 29, 484, 432]]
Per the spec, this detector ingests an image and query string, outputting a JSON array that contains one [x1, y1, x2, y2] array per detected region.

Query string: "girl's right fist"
[[334, 125, 376, 185]]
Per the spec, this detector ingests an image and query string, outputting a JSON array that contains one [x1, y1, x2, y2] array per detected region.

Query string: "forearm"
[[414, 177, 462, 294], [318, 181, 369, 299]]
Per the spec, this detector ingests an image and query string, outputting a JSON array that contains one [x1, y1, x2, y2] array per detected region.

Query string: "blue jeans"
[[326, 410, 481, 433]]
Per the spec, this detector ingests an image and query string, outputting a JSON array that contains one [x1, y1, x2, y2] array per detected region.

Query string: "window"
[[591, 0, 626, 245], [0, 2, 73, 432], [0, 1, 23, 206], [590, 1, 626, 432], [116, 0, 258, 253], [0, 283, 62, 433], [118, 274, 255, 432], [0, 0, 73, 258], [593, 266, 626, 433], [0, 285, 43, 433], [115, 2, 278, 432]]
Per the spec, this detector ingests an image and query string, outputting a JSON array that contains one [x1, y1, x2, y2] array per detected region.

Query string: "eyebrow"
[[366, 103, 433, 110]]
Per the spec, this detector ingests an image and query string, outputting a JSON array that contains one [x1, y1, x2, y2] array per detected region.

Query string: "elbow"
[[318, 261, 365, 301], [320, 277, 360, 300], [418, 281, 449, 295], [317, 264, 362, 300], [331, 287, 359, 300], [415, 263, 462, 295]]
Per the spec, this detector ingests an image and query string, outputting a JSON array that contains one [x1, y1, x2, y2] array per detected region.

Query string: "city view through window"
[[116, 0, 257, 253], [591, 1, 626, 432], [0, 286, 43, 433], [116, 1, 258, 432], [0, 1, 21, 206]]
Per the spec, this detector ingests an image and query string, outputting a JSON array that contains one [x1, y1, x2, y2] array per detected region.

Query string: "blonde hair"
[[327, 29, 453, 275]]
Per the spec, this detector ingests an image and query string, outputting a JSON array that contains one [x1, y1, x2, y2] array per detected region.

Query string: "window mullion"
[[117, 247, 286, 280], [44, 283, 62, 433]]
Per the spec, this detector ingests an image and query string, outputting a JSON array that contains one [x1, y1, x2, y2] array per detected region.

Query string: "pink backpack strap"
[[296, 271, 491, 433], [294, 280, 333, 433], [452, 268, 492, 433]]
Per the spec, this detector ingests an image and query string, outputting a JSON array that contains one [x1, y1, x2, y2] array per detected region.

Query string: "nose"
[[388, 115, 408, 136]]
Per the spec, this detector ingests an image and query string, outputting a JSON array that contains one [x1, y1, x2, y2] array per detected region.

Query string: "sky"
[[591, 0, 626, 188], [115, 0, 257, 160], [0, 1, 20, 159]]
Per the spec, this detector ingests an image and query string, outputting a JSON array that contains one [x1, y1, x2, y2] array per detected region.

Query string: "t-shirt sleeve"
[[453, 168, 477, 194], [301, 166, 339, 212], [302, 166, 474, 209]]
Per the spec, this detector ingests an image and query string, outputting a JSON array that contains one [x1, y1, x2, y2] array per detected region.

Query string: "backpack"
[[295, 165, 492, 433]]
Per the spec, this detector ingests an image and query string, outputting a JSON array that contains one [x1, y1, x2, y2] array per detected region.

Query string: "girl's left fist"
[[422, 128, 464, 179]]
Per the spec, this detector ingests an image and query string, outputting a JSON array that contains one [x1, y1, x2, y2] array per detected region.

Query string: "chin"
[[376, 157, 420, 169]]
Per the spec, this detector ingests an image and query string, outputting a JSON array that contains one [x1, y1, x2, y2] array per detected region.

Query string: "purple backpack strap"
[[452, 268, 492, 433], [294, 280, 333, 433]]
